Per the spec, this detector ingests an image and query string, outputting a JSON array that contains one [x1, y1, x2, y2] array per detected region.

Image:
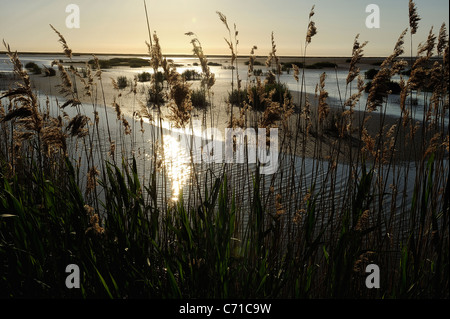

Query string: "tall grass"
[[0, 1, 448, 299]]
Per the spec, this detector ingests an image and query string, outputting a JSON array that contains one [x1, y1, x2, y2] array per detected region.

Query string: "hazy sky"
[[0, 0, 448, 56]]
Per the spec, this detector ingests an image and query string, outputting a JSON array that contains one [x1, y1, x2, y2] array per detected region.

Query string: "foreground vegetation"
[[0, 2, 449, 299]]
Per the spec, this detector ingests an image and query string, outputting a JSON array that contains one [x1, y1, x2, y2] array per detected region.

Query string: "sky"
[[0, 0, 449, 57]]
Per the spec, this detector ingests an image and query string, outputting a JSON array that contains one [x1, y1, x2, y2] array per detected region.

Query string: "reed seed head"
[[347, 34, 368, 85], [216, 11, 230, 32], [306, 21, 317, 44], [418, 27, 436, 58], [409, 0, 421, 35], [50, 24, 72, 59], [437, 23, 448, 56]]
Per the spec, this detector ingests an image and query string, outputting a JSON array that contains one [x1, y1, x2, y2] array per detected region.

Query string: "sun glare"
[[161, 134, 192, 202]]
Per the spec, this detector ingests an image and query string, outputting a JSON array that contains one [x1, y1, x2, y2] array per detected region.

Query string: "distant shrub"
[[146, 73, 165, 105], [25, 62, 42, 74], [253, 69, 263, 76], [190, 88, 208, 109], [228, 89, 247, 106], [388, 81, 402, 94], [43, 66, 56, 77], [182, 69, 201, 81], [365, 68, 379, 80], [365, 80, 401, 95], [117, 76, 128, 89], [147, 86, 165, 105], [228, 82, 291, 111], [207, 62, 222, 66], [265, 82, 291, 104], [137, 72, 151, 82]]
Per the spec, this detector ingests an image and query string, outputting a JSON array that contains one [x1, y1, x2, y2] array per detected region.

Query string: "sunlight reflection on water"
[[160, 134, 192, 201]]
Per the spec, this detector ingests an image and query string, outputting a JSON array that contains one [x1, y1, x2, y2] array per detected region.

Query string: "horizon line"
[[0, 51, 394, 59]]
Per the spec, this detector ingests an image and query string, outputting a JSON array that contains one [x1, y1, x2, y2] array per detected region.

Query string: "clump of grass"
[[190, 88, 208, 108], [25, 62, 42, 75], [116, 76, 128, 89], [253, 69, 263, 76], [181, 69, 201, 81], [227, 88, 247, 106], [364, 68, 379, 79], [147, 85, 165, 105], [137, 71, 151, 82], [43, 66, 56, 77], [228, 82, 291, 111]]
